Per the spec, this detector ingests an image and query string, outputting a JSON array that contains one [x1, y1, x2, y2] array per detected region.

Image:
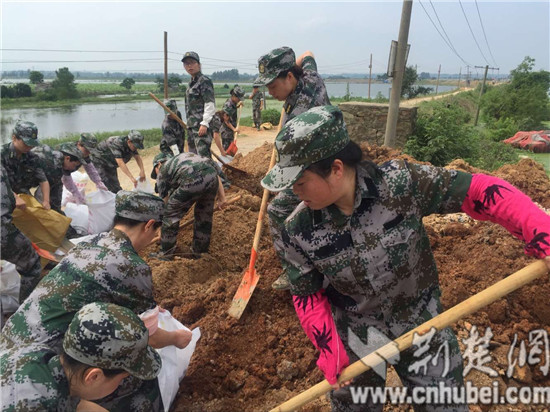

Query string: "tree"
[[401, 66, 433, 99], [120, 77, 136, 90], [155, 74, 183, 92], [51, 67, 78, 99], [29, 71, 44, 84]]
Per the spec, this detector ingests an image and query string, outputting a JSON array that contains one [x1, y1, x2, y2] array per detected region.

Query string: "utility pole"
[[435, 64, 441, 95], [457, 67, 462, 90], [474, 64, 498, 126], [163, 31, 168, 99], [384, 0, 413, 148], [368, 53, 373, 99]]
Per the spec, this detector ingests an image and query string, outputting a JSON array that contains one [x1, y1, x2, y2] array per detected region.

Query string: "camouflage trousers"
[[253, 107, 262, 128], [187, 127, 213, 159], [220, 124, 234, 150], [267, 188, 301, 274], [161, 172, 218, 254], [1, 216, 42, 302], [160, 136, 185, 156], [97, 374, 163, 412], [94, 162, 122, 194]]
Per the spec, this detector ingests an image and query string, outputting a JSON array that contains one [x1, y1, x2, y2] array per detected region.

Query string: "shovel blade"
[[226, 142, 238, 157], [228, 269, 260, 319], [31, 242, 60, 263]]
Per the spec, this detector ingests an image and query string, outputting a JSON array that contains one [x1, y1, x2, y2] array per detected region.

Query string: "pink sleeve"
[[61, 175, 86, 204], [293, 289, 349, 385], [461, 174, 550, 258], [84, 162, 107, 190]]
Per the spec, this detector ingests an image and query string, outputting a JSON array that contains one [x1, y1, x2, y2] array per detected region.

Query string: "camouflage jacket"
[[185, 72, 215, 130], [90, 135, 137, 168], [283, 56, 330, 123], [0, 142, 47, 194], [210, 113, 223, 134], [251, 91, 264, 110], [1, 165, 15, 219], [1, 229, 156, 353], [0, 343, 79, 412], [160, 112, 185, 153], [25, 145, 71, 190], [156, 152, 221, 199], [283, 160, 472, 337], [222, 98, 238, 127]]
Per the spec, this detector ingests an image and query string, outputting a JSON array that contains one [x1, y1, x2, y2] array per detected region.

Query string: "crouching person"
[[1, 302, 161, 412], [150, 152, 226, 260], [1, 190, 191, 412]]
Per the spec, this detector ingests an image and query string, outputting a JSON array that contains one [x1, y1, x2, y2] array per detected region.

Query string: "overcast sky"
[[1, 0, 549, 78]]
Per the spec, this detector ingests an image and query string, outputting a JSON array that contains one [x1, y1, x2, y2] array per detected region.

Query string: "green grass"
[[40, 128, 163, 149]]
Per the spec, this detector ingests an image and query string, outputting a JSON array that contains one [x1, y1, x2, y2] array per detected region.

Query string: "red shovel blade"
[[31, 242, 60, 263], [228, 267, 261, 319], [226, 141, 238, 157]]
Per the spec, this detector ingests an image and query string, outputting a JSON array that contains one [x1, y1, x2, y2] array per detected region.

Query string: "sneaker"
[[272, 272, 290, 290]]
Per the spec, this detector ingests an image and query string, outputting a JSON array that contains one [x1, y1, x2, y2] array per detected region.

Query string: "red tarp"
[[503, 130, 550, 153]]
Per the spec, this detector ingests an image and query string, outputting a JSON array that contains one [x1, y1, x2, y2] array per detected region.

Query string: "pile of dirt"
[[145, 145, 550, 411]]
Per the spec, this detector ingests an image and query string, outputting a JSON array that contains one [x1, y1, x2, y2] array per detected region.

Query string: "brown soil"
[[139, 142, 550, 411]]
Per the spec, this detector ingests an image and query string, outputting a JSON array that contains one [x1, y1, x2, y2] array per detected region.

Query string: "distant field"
[[516, 150, 550, 177]]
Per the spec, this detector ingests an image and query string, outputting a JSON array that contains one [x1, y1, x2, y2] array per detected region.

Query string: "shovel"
[[31, 242, 60, 263], [212, 152, 249, 175], [270, 259, 549, 411], [149, 92, 187, 129], [228, 108, 285, 319], [226, 105, 242, 157]]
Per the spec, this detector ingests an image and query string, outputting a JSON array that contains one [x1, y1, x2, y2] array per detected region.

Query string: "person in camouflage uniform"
[[220, 85, 245, 150], [160, 99, 186, 156], [256, 46, 331, 289], [56, 133, 109, 205], [20, 143, 85, 213], [0, 165, 42, 303], [261, 106, 550, 411], [182, 51, 216, 158], [1, 302, 161, 412], [89, 130, 146, 193], [150, 151, 226, 260], [1, 120, 50, 209], [249, 82, 264, 130], [1, 190, 192, 412], [211, 110, 228, 156]]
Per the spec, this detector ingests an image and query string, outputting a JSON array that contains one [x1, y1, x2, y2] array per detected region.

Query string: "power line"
[[458, 0, 491, 66], [474, 0, 498, 67]]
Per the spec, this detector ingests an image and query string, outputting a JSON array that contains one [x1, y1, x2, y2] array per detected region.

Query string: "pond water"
[[0, 82, 455, 143]]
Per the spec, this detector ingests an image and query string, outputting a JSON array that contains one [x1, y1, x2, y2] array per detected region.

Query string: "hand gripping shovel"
[[226, 105, 242, 157], [270, 259, 550, 411], [228, 109, 286, 319]]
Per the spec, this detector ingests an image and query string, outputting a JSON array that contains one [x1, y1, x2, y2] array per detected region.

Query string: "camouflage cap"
[[151, 152, 172, 179], [181, 51, 200, 63], [127, 130, 144, 150], [57, 142, 85, 164], [257, 47, 296, 85], [12, 120, 39, 147], [63, 302, 161, 381], [261, 105, 350, 192], [231, 85, 245, 99], [79, 133, 98, 149], [164, 99, 177, 112], [115, 190, 164, 222]]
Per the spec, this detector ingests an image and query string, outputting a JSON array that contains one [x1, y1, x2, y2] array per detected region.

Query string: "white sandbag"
[[64, 202, 90, 236], [1, 261, 20, 316], [155, 310, 201, 411], [86, 190, 116, 234], [134, 178, 155, 194], [62, 171, 89, 206]]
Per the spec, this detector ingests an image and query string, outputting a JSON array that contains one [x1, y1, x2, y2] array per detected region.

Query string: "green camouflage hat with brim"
[[252, 80, 262, 88], [127, 130, 144, 150], [12, 120, 39, 147], [63, 302, 161, 381], [79, 133, 98, 149], [57, 142, 85, 164], [181, 51, 200, 63], [164, 99, 177, 112], [261, 105, 350, 192], [232, 85, 245, 99], [257, 47, 296, 85], [115, 190, 164, 222], [151, 152, 172, 179]]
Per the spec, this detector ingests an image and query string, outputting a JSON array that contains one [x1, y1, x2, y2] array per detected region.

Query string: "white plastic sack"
[[156, 310, 201, 411], [64, 203, 90, 236], [62, 171, 89, 206], [86, 190, 116, 234], [1, 260, 20, 315], [134, 178, 155, 194]]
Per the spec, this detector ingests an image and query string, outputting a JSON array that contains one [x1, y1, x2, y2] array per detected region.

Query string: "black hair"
[[306, 140, 363, 178], [62, 152, 80, 163], [113, 215, 162, 230], [60, 352, 126, 384], [276, 65, 304, 81]]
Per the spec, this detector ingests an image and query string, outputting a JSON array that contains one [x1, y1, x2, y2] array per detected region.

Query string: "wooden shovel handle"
[[149, 92, 187, 129], [270, 259, 549, 412]]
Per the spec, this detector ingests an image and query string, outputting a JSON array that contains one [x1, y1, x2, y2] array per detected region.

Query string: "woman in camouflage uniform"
[[1, 302, 161, 412], [256, 46, 331, 289], [160, 99, 186, 156], [262, 106, 550, 412], [249, 82, 264, 130], [220, 85, 245, 150]]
